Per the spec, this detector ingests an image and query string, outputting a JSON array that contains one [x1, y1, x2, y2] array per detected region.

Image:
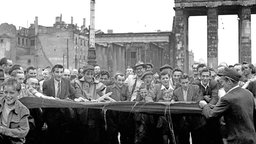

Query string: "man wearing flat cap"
[[125, 61, 146, 101], [199, 67, 256, 144], [145, 63, 154, 72]]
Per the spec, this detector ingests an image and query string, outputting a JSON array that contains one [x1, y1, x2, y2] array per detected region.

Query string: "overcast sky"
[[0, 0, 255, 65]]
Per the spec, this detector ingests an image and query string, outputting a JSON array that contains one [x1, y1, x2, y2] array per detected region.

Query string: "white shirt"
[[182, 88, 188, 101], [54, 79, 61, 97]]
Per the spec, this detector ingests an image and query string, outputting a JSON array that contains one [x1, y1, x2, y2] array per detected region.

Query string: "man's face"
[[43, 70, 51, 80], [63, 70, 71, 79], [234, 65, 243, 75], [116, 75, 125, 87], [160, 74, 170, 87], [126, 68, 134, 76], [53, 68, 64, 81], [4, 85, 19, 106], [139, 88, 148, 99], [180, 78, 189, 90], [94, 66, 100, 74], [201, 71, 211, 85], [136, 66, 145, 77], [242, 64, 251, 76], [173, 71, 182, 83], [100, 75, 109, 84], [27, 78, 39, 90], [84, 70, 94, 83], [16, 73, 25, 84], [143, 75, 153, 85], [146, 65, 153, 71], [28, 69, 37, 78], [220, 76, 232, 92], [4, 60, 13, 73]]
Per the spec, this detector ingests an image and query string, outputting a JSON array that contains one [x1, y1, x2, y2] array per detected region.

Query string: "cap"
[[160, 64, 173, 72], [133, 61, 146, 70], [83, 65, 94, 73], [217, 67, 241, 82], [141, 71, 154, 80], [146, 63, 154, 68]]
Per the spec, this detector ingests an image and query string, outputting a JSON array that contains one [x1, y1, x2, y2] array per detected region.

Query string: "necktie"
[[57, 82, 61, 98]]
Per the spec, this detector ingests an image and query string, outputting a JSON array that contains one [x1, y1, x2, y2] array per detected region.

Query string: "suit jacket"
[[173, 84, 205, 130], [42, 77, 77, 100], [173, 84, 202, 102], [196, 79, 219, 105], [153, 83, 174, 102], [203, 87, 256, 144]]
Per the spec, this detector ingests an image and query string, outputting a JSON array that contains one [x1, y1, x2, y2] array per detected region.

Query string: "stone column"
[[207, 8, 218, 68], [238, 7, 251, 63], [174, 8, 189, 73]]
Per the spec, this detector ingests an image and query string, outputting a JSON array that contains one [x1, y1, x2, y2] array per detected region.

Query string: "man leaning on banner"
[[199, 67, 256, 144]]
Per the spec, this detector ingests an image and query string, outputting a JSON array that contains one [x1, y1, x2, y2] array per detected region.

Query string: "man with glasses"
[[199, 67, 256, 144]]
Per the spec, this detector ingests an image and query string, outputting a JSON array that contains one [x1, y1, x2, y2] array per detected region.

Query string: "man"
[[173, 74, 205, 144], [199, 67, 256, 144], [105, 73, 130, 144], [62, 69, 71, 80], [125, 61, 146, 101], [42, 64, 77, 144], [39, 68, 51, 92], [0, 78, 30, 144], [125, 66, 134, 78], [0, 57, 13, 77], [99, 70, 113, 86], [73, 65, 106, 144], [234, 63, 243, 75], [172, 68, 183, 89], [94, 65, 101, 81], [195, 67, 222, 144], [154, 71, 174, 102], [26, 66, 37, 78], [145, 63, 154, 72]]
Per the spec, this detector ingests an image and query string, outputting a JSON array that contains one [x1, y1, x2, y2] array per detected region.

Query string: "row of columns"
[[174, 6, 252, 72]]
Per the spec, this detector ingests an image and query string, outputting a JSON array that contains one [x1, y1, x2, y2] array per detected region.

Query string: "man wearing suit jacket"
[[173, 74, 205, 144], [42, 64, 77, 144], [195, 68, 223, 144], [200, 67, 256, 144]]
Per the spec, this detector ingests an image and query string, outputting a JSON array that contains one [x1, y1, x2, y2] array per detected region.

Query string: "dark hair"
[[160, 70, 170, 79], [234, 63, 241, 67], [51, 64, 64, 72], [200, 68, 211, 76], [100, 70, 110, 78], [180, 74, 189, 80], [172, 68, 183, 74], [114, 73, 125, 79], [196, 63, 206, 72], [0, 57, 8, 67], [3, 77, 21, 92], [26, 66, 36, 73], [242, 61, 248, 65]]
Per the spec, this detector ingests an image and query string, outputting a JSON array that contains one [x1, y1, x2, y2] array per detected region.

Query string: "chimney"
[[107, 29, 113, 34], [60, 14, 62, 22], [34, 16, 38, 35], [71, 16, 73, 24], [56, 17, 61, 23], [83, 18, 86, 26]]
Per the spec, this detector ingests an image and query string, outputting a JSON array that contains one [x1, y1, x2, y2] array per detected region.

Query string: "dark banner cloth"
[[19, 97, 202, 114]]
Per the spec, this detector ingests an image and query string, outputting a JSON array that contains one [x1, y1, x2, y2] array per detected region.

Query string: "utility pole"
[[66, 39, 69, 69], [87, 0, 97, 66]]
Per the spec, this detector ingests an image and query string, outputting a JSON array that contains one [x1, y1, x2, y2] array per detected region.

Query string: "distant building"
[[0, 15, 175, 75]]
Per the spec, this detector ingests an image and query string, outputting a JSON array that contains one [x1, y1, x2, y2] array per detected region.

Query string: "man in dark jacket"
[[200, 67, 256, 144]]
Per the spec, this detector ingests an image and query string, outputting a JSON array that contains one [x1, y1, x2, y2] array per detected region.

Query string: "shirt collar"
[[54, 78, 61, 84], [161, 82, 173, 90], [226, 85, 239, 94], [201, 81, 209, 89], [0, 99, 20, 115]]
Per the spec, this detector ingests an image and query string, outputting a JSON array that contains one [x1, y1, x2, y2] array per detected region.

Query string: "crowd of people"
[[0, 56, 255, 144]]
